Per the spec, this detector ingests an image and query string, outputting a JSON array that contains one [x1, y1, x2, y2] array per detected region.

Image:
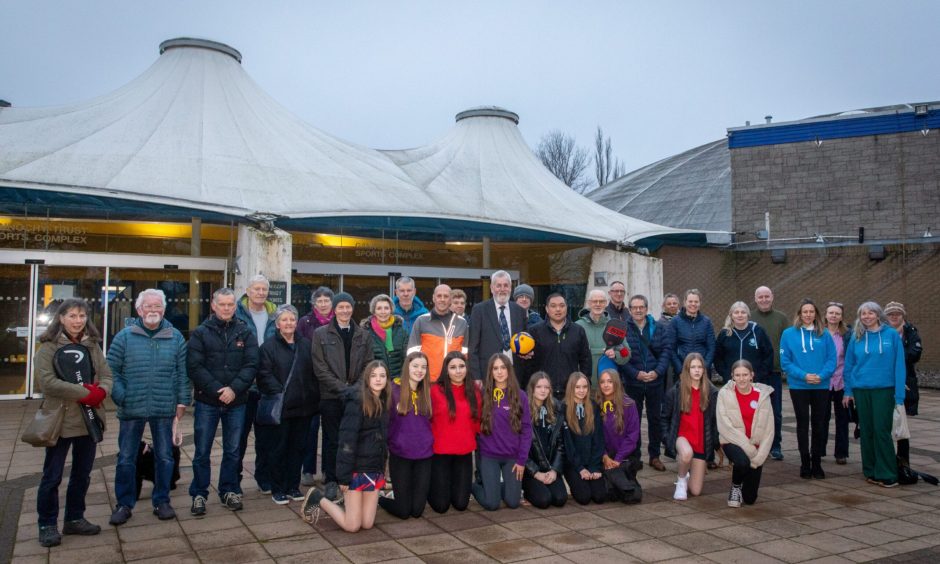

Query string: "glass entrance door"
[[0, 264, 32, 396]]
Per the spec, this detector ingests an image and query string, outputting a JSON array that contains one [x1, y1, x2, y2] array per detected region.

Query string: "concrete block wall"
[[731, 130, 940, 242]]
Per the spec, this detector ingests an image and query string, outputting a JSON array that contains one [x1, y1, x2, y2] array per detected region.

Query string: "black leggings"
[[427, 453, 473, 514], [722, 443, 763, 505], [789, 389, 829, 461], [522, 472, 568, 509], [379, 454, 432, 519], [563, 466, 606, 505]]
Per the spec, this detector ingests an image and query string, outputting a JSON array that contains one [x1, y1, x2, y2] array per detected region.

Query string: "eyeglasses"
[[629, 306, 647, 311], [827, 302, 843, 308]]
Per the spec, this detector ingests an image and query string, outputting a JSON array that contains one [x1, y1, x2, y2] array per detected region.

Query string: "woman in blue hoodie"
[[843, 302, 906, 488], [780, 299, 836, 480]]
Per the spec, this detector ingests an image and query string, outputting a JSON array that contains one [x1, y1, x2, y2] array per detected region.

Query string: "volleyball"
[[509, 332, 535, 355]]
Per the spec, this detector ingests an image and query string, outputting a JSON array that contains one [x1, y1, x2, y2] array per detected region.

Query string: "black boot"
[[800, 453, 812, 479], [812, 457, 825, 479]]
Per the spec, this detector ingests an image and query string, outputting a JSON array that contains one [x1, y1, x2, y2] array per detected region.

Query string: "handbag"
[[256, 351, 298, 426], [21, 401, 66, 447], [892, 405, 911, 440]]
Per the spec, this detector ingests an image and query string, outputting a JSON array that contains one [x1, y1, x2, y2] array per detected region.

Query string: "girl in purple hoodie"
[[596, 369, 642, 503], [472, 353, 532, 511], [379, 352, 432, 519]]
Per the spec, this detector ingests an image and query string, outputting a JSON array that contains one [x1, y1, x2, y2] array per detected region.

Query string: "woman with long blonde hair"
[[562, 372, 607, 505], [472, 354, 532, 510], [661, 353, 718, 501]]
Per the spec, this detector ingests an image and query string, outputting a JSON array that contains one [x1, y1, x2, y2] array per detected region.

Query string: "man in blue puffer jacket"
[[107, 289, 190, 526], [622, 294, 672, 472]]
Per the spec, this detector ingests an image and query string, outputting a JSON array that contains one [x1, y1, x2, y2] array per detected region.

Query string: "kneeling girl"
[[303, 361, 389, 531], [523, 372, 567, 508], [472, 353, 533, 510], [596, 368, 643, 503], [717, 360, 774, 507], [562, 372, 607, 505]]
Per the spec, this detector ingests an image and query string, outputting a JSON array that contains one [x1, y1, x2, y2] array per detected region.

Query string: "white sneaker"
[[728, 484, 743, 508], [673, 473, 689, 501]]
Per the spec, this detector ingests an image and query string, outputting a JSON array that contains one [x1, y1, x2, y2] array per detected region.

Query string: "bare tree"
[[594, 126, 625, 187], [535, 130, 592, 194]]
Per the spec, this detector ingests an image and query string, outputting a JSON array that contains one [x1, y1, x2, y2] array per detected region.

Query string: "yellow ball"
[[509, 332, 535, 355]]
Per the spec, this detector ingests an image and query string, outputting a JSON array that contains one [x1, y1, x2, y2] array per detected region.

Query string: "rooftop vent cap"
[[455, 106, 520, 124], [159, 37, 242, 63]]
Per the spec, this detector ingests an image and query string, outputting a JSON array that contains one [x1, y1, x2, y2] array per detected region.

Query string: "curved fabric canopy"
[[586, 139, 732, 244], [0, 37, 699, 244]]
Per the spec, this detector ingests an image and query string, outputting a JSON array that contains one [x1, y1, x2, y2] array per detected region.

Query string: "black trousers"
[[428, 453, 473, 513], [563, 465, 606, 505], [379, 454, 432, 519], [789, 388, 829, 462], [722, 443, 763, 505], [522, 472, 568, 508], [320, 398, 344, 483], [258, 415, 311, 496], [824, 389, 849, 459]]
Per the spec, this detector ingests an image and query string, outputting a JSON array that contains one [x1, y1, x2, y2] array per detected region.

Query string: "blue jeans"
[[302, 415, 321, 475], [115, 417, 174, 508], [625, 382, 664, 459], [190, 401, 245, 500], [37, 435, 97, 527], [238, 391, 270, 489]]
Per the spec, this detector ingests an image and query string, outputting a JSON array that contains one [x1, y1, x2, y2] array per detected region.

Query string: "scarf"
[[315, 310, 334, 327], [371, 316, 396, 352]]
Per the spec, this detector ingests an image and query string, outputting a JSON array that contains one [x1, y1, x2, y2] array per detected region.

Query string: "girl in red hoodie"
[[428, 351, 481, 513]]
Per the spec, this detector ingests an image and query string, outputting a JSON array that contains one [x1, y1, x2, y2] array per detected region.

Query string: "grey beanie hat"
[[513, 284, 535, 300], [332, 292, 355, 309]]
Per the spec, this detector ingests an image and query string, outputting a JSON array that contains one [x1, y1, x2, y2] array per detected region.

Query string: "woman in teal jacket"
[[780, 298, 835, 480], [843, 301, 906, 488]]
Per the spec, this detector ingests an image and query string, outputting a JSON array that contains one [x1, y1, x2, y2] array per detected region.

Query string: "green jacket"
[[575, 310, 629, 382], [34, 333, 113, 439]]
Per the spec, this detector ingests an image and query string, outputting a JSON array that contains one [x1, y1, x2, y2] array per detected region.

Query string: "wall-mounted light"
[[914, 104, 929, 117], [868, 245, 886, 261], [770, 249, 787, 264]]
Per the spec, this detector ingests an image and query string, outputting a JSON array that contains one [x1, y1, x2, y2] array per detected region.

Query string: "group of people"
[[31, 270, 922, 547]]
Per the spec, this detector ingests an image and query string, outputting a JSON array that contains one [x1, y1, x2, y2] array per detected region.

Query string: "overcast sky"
[[3, 1, 939, 181]]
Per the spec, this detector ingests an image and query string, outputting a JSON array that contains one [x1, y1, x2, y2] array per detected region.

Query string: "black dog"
[[135, 441, 182, 500]]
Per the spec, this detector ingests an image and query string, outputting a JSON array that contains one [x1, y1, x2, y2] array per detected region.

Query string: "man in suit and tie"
[[467, 270, 527, 382]]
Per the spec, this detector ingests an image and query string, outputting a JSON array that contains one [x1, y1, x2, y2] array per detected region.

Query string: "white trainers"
[[673, 473, 689, 501], [727, 484, 743, 508]]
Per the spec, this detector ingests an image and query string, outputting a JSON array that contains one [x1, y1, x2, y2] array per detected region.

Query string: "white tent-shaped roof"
[[381, 107, 698, 243], [0, 37, 698, 244]]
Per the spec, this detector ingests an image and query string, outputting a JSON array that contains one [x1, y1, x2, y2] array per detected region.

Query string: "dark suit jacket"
[[467, 299, 527, 381]]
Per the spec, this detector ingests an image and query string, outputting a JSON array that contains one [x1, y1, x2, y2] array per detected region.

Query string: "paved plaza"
[[3, 389, 940, 564]]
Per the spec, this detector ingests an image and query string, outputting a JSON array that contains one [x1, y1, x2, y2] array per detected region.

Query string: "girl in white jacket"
[[716, 360, 775, 508]]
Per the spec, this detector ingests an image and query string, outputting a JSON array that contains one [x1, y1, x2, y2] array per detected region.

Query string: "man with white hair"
[[107, 289, 189, 525], [235, 274, 277, 492], [467, 270, 527, 381]]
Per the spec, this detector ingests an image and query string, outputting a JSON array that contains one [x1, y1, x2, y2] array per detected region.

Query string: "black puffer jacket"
[[187, 315, 259, 407], [258, 333, 320, 419], [336, 387, 389, 485], [661, 382, 719, 459], [525, 398, 565, 476]]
